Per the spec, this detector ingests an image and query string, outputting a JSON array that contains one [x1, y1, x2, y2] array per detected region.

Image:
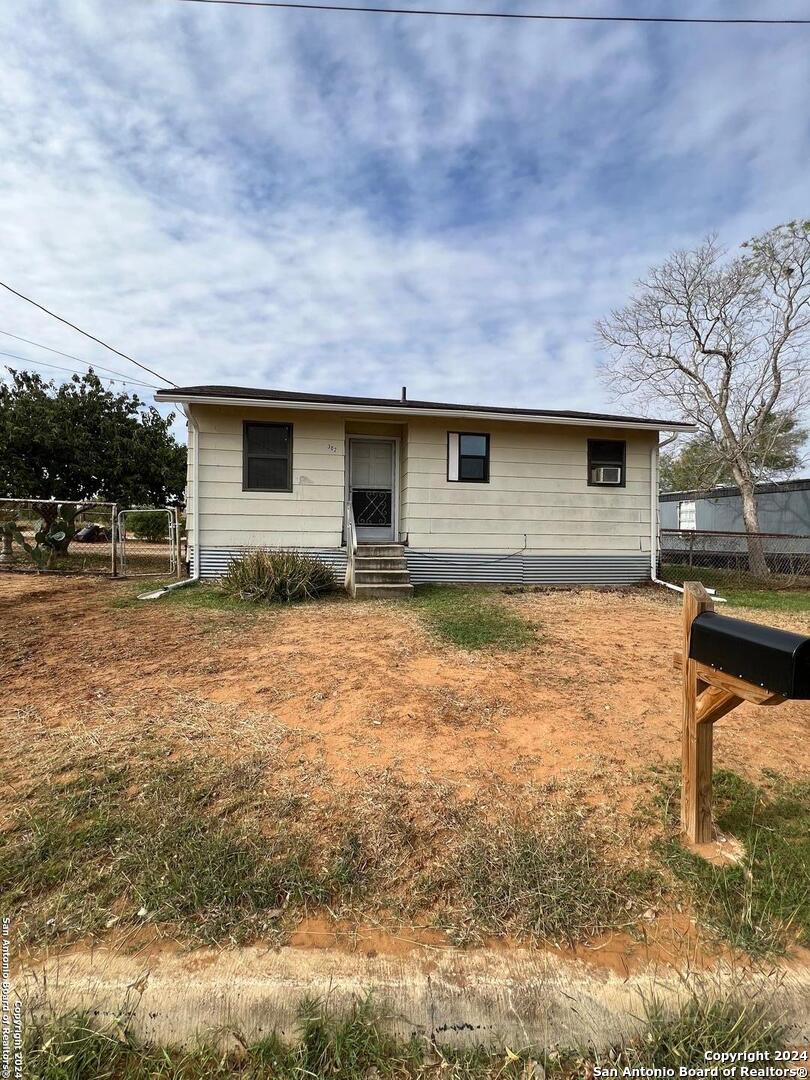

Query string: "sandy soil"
[[4, 573, 810, 980], [2, 574, 808, 797]]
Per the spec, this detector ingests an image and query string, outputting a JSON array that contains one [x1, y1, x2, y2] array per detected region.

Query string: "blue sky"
[[0, 0, 809, 430]]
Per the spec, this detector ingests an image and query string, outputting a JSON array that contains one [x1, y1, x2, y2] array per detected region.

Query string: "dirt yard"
[[2, 574, 809, 975], [2, 574, 808, 794], [4, 575, 807, 1078]]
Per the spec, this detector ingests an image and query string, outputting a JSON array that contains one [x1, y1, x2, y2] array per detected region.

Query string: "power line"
[[0, 351, 159, 390], [0, 351, 160, 391], [170, 0, 810, 25], [0, 332, 161, 388], [0, 281, 178, 388]]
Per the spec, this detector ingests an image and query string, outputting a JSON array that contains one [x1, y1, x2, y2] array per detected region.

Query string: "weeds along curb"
[[14, 944, 810, 1053]]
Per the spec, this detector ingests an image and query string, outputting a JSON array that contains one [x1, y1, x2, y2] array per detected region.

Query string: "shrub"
[[220, 548, 336, 603], [125, 510, 169, 542]]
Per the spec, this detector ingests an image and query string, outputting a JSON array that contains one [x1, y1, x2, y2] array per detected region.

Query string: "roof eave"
[[155, 392, 695, 433]]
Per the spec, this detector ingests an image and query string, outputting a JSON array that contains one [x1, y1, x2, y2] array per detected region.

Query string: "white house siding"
[[190, 405, 345, 575], [187, 403, 656, 584], [401, 417, 654, 543]]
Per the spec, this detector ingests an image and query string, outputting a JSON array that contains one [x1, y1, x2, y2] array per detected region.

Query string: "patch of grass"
[[110, 581, 271, 611], [722, 589, 810, 613], [111, 580, 348, 612], [22, 993, 786, 1079], [657, 770, 810, 954], [21, 999, 525, 1080], [661, 564, 810, 612], [0, 758, 370, 945], [457, 807, 654, 944], [0, 756, 650, 950], [633, 993, 784, 1068], [411, 586, 535, 649]]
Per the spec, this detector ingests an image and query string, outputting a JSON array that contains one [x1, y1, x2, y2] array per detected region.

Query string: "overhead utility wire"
[[171, 0, 810, 25], [0, 281, 178, 388], [0, 351, 160, 391], [0, 331, 161, 388]]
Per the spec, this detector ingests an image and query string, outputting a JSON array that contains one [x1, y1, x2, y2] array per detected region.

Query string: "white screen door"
[[350, 439, 395, 542]]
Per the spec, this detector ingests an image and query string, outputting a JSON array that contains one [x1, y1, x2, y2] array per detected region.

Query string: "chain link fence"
[[660, 528, 810, 590], [0, 499, 185, 578]]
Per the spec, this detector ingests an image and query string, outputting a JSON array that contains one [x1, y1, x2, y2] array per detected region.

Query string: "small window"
[[587, 439, 626, 487], [243, 422, 293, 491], [448, 432, 490, 483], [678, 501, 697, 531]]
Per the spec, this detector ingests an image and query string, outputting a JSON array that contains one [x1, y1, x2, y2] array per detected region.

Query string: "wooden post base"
[[681, 583, 714, 842], [677, 584, 784, 844]]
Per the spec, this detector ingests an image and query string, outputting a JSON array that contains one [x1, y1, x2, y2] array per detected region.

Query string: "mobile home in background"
[[659, 478, 810, 577]]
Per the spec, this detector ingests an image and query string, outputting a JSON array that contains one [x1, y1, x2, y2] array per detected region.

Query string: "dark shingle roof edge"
[[155, 385, 693, 430]]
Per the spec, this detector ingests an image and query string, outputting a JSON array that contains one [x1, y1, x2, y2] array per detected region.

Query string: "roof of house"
[[155, 385, 694, 432], [660, 477, 810, 502]]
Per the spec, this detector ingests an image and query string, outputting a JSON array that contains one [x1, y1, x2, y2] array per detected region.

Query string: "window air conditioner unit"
[[593, 465, 622, 484]]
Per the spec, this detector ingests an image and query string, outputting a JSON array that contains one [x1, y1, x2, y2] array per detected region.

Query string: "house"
[[154, 385, 693, 596]]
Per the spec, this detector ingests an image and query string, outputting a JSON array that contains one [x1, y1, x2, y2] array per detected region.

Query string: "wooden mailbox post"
[[677, 581, 810, 844]]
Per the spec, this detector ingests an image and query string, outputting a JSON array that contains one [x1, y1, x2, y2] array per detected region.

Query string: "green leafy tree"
[[125, 509, 171, 542], [0, 370, 186, 552], [659, 412, 807, 492]]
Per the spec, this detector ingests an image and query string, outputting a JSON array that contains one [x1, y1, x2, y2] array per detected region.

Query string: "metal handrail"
[[344, 499, 357, 593], [346, 498, 358, 555]]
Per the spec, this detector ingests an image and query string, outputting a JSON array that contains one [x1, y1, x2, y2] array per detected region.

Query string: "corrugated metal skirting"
[[405, 551, 650, 585], [191, 548, 348, 580], [191, 547, 648, 586]]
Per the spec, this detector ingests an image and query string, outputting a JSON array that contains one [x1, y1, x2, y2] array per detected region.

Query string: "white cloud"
[[0, 0, 807, 432]]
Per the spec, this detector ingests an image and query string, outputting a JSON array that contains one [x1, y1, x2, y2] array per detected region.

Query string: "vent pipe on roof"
[[401, 386, 407, 402]]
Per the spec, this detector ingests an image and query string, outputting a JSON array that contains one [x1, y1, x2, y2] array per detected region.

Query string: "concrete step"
[[354, 583, 414, 599], [355, 556, 407, 571], [355, 569, 411, 585], [356, 544, 405, 558]]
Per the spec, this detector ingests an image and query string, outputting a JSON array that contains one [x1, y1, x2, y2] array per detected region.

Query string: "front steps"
[[351, 543, 413, 599]]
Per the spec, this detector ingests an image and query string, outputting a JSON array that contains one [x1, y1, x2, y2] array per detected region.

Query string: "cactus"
[[4, 516, 66, 570]]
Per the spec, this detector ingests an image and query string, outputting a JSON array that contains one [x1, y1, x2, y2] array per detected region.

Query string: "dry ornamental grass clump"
[[220, 548, 336, 603]]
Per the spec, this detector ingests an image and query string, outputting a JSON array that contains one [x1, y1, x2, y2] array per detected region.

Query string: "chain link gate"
[[116, 508, 183, 578], [0, 498, 185, 578]]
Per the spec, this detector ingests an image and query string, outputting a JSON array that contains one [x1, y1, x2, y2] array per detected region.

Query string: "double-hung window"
[[587, 439, 626, 487], [243, 422, 293, 491], [448, 432, 490, 483]]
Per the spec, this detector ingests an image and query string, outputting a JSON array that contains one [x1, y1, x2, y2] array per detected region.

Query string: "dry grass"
[[4, 577, 809, 962], [23, 992, 786, 1079], [0, 726, 656, 949], [657, 768, 810, 955]]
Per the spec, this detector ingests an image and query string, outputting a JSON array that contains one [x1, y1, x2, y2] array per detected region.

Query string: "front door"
[[349, 439, 396, 542]]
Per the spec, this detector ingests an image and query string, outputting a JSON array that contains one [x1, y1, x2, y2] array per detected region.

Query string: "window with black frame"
[[447, 432, 490, 483], [243, 422, 293, 491], [587, 438, 626, 487]]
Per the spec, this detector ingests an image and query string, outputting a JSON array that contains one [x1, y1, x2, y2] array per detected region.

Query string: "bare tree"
[[597, 220, 810, 578]]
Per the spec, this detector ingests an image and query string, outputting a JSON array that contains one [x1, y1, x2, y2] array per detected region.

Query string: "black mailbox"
[[689, 611, 810, 699]]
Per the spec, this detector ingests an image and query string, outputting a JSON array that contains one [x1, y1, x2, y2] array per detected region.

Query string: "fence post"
[[110, 504, 118, 578], [0, 529, 12, 564], [173, 507, 182, 579], [681, 581, 715, 843]]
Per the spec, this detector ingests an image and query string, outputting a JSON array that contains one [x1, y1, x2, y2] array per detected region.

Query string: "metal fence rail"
[[0, 498, 185, 578], [661, 528, 810, 588]]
